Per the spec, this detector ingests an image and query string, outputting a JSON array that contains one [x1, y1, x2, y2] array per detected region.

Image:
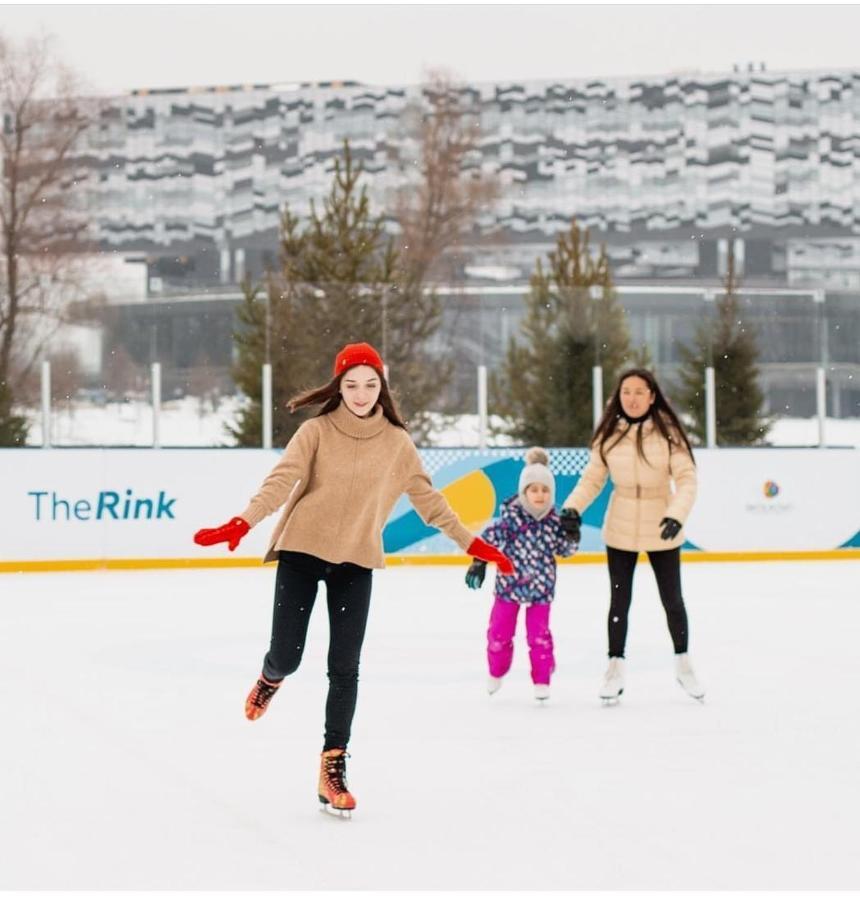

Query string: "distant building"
[[63, 70, 860, 419], [76, 69, 860, 289]]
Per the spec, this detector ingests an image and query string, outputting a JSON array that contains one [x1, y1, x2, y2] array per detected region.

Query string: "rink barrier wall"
[[1, 549, 859, 574], [1, 446, 858, 573]]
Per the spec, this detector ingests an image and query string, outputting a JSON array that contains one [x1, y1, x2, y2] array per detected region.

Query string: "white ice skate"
[[487, 676, 503, 695], [533, 683, 550, 702], [600, 657, 625, 704], [675, 653, 705, 702]]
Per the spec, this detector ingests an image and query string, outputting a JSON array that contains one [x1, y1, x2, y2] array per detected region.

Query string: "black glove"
[[659, 517, 682, 540], [465, 559, 487, 590], [560, 508, 581, 543]]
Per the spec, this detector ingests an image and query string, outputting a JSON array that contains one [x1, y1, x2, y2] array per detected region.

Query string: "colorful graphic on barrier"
[[763, 480, 780, 498], [2, 447, 859, 568], [382, 448, 614, 554]]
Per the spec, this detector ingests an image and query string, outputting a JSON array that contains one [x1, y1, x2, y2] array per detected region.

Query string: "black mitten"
[[465, 559, 487, 590], [659, 517, 682, 540], [560, 508, 582, 543]]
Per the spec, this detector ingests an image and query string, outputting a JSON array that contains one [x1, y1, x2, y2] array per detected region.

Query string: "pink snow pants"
[[486, 597, 555, 685]]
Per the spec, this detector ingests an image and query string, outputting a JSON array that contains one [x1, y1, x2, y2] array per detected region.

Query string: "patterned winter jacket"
[[480, 496, 578, 605]]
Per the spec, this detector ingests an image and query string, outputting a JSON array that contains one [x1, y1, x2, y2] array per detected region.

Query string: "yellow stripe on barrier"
[[1, 548, 858, 573]]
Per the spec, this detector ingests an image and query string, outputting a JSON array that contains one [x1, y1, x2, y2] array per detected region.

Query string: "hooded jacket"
[[480, 496, 577, 605]]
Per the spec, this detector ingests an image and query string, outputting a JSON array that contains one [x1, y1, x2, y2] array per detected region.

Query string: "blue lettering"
[[28, 491, 48, 520], [156, 491, 176, 519], [97, 491, 120, 519], [29, 489, 176, 522], [52, 493, 71, 521], [134, 497, 153, 519]]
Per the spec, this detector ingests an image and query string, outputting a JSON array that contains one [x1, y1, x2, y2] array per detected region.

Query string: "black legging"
[[262, 551, 373, 751], [606, 546, 689, 658]]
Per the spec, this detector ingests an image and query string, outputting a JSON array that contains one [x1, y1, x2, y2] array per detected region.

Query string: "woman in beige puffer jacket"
[[560, 368, 705, 703]]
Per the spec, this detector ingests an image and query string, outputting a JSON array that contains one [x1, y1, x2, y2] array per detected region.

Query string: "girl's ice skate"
[[244, 674, 282, 720], [487, 675, 503, 695], [533, 683, 550, 702], [318, 748, 356, 819], [600, 657, 625, 704], [675, 653, 705, 702]]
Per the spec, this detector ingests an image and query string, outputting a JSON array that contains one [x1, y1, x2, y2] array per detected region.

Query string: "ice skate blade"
[[677, 679, 705, 703], [319, 796, 354, 819], [319, 802, 353, 820], [600, 687, 623, 705]]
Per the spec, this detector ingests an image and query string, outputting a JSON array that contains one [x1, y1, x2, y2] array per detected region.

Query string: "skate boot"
[[244, 674, 282, 721], [675, 653, 705, 702], [599, 657, 625, 704], [533, 683, 550, 702], [487, 675, 503, 695], [318, 748, 356, 818]]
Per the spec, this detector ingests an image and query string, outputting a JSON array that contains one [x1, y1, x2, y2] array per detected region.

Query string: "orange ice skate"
[[318, 748, 356, 818], [244, 674, 281, 720]]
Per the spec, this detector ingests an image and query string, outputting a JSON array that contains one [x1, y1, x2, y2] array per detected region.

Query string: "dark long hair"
[[287, 366, 407, 430], [592, 367, 695, 467]]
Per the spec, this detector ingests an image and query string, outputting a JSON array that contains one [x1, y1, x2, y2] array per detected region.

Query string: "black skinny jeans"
[[606, 546, 689, 658], [261, 551, 373, 751]]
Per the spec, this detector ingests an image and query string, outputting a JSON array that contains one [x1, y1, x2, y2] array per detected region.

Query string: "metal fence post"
[[816, 366, 826, 448], [262, 362, 272, 450], [477, 365, 488, 450], [705, 366, 716, 448], [41, 360, 51, 448], [592, 365, 603, 428], [151, 362, 161, 448]]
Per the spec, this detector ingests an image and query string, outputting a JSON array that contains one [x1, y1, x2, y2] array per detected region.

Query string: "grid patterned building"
[[76, 68, 860, 286], [59, 69, 860, 421]]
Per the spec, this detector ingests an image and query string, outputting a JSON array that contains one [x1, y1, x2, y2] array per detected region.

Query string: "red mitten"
[[193, 516, 250, 552], [467, 537, 515, 576]]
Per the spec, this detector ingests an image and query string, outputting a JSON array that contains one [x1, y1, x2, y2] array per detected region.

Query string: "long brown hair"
[[287, 366, 407, 430], [592, 367, 695, 467]]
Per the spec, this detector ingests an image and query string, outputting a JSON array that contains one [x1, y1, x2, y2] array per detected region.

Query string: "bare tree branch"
[[0, 29, 99, 441]]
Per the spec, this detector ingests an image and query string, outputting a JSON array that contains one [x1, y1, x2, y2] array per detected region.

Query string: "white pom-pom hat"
[[518, 446, 555, 519]]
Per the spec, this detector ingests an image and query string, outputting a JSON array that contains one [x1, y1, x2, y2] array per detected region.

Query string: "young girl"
[[193, 342, 513, 817], [465, 447, 578, 702], [559, 368, 703, 703]]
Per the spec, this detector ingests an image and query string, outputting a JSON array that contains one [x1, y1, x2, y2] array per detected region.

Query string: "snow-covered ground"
[[1, 560, 858, 890], [17, 397, 860, 448]]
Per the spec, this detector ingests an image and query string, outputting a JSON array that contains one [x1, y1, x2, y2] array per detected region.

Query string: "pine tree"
[[492, 221, 639, 446], [229, 143, 445, 446], [675, 247, 772, 446], [0, 382, 28, 446]]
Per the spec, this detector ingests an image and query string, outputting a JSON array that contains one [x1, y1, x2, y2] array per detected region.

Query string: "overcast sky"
[[2, 3, 859, 95]]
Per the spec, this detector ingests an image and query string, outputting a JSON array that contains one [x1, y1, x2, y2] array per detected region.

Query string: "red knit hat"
[[333, 342, 385, 377]]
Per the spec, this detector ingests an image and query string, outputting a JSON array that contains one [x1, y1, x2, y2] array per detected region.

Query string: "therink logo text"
[[28, 490, 177, 521]]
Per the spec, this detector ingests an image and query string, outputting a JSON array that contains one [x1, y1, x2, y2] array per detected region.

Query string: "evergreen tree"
[[492, 221, 640, 446], [0, 382, 28, 446], [675, 247, 772, 446], [229, 143, 444, 446]]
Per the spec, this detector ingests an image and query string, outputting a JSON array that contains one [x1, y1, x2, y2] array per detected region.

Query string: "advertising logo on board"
[[28, 489, 177, 521], [745, 480, 792, 515]]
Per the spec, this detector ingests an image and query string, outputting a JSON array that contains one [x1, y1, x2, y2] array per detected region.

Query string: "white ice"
[[1, 560, 858, 889]]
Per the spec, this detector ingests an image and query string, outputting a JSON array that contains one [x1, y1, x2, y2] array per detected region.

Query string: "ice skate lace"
[[324, 752, 350, 794], [251, 679, 279, 708]]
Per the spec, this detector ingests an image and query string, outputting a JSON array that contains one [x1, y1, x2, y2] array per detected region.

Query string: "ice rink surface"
[[1, 559, 858, 890]]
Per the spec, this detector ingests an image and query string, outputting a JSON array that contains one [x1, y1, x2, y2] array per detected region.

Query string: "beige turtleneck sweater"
[[239, 402, 474, 568]]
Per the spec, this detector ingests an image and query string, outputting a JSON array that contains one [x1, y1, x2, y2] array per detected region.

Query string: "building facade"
[[59, 68, 860, 422]]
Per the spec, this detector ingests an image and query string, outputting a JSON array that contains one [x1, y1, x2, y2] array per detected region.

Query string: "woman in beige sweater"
[[559, 368, 704, 704], [193, 342, 512, 817]]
